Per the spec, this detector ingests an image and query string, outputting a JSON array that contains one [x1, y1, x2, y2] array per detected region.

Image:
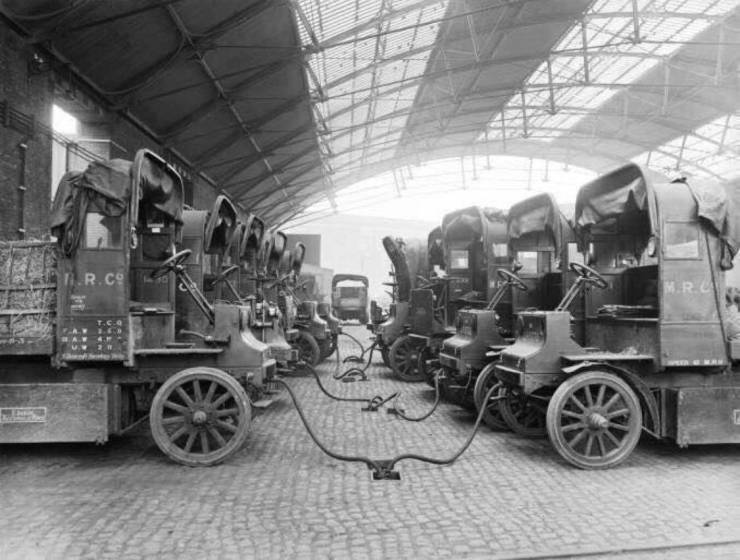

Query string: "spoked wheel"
[[500, 386, 548, 437], [380, 345, 391, 367], [389, 334, 425, 382], [546, 370, 642, 469], [473, 363, 507, 431], [293, 331, 321, 366], [150, 367, 252, 467], [319, 335, 337, 361]]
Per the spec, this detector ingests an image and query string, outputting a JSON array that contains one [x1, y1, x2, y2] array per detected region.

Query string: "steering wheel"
[[209, 264, 239, 288], [151, 249, 192, 279], [569, 261, 608, 289], [497, 268, 528, 292]]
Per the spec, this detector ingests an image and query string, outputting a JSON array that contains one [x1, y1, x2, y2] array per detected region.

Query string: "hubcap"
[[586, 412, 608, 430], [192, 410, 207, 426]]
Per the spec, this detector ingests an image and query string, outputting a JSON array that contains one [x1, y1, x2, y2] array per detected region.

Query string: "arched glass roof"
[[4, 0, 738, 225], [287, 0, 740, 226]]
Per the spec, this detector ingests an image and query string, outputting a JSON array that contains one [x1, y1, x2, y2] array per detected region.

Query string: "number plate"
[[0, 407, 47, 423]]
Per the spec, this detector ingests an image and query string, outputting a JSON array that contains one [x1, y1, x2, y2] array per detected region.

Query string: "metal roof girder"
[[222, 144, 321, 191], [217, 123, 317, 186], [109, 0, 276, 104], [248, 160, 327, 209], [165, 5, 283, 190], [161, 58, 303, 141]]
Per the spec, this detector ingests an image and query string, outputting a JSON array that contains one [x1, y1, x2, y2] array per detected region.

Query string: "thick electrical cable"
[[301, 362, 396, 407], [276, 379, 503, 478], [388, 369, 442, 422]]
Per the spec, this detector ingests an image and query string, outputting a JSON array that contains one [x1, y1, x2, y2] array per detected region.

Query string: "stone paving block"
[[1, 326, 739, 559]]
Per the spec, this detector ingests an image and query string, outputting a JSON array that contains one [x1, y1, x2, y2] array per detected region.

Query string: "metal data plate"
[[59, 316, 128, 361], [0, 383, 112, 443]]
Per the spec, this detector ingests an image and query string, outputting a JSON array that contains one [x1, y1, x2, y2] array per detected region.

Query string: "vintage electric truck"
[[331, 274, 369, 323], [495, 163, 740, 468], [0, 150, 275, 467], [394, 207, 509, 389], [465, 193, 580, 431]]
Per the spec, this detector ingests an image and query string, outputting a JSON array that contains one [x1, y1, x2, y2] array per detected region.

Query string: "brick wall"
[[0, 24, 53, 240], [0, 18, 218, 242]]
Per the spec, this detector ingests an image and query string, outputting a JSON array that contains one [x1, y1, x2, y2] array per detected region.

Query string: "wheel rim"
[[380, 346, 391, 367], [391, 337, 424, 382], [296, 335, 318, 363], [546, 371, 641, 469], [473, 364, 507, 431], [151, 368, 251, 466], [500, 387, 548, 437]]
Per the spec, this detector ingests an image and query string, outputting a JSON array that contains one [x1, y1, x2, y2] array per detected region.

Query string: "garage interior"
[[1, 1, 740, 559]]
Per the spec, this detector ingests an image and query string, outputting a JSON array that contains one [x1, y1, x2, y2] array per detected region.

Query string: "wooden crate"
[[0, 241, 57, 355]]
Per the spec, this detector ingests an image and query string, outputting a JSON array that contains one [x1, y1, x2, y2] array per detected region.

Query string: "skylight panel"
[[633, 113, 740, 180], [483, 0, 738, 144], [295, 0, 449, 187]]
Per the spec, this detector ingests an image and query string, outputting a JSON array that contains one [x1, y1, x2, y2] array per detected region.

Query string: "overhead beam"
[[28, 0, 188, 41], [316, 8, 720, 96], [216, 123, 316, 186], [222, 143, 320, 190], [248, 160, 327, 209], [322, 48, 683, 126], [164, 4, 284, 192], [109, 0, 276, 102], [324, 77, 738, 152], [161, 59, 302, 141], [418, 0, 527, 150]]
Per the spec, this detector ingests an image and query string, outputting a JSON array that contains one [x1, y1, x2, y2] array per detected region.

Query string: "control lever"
[[179, 329, 217, 344]]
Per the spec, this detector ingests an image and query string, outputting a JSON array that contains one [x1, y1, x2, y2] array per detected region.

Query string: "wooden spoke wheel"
[[319, 335, 337, 361], [500, 386, 548, 437], [473, 363, 507, 431], [546, 370, 642, 469], [389, 334, 425, 382], [380, 345, 391, 367], [150, 367, 251, 467], [293, 331, 321, 366]]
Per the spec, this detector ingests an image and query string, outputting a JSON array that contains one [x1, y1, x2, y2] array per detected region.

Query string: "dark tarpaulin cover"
[[428, 226, 445, 269], [51, 159, 132, 256], [507, 193, 563, 252], [203, 195, 237, 255], [574, 163, 656, 231], [134, 153, 183, 227], [685, 178, 740, 270], [51, 153, 184, 257], [442, 206, 504, 241], [382, 236, 411, 302], [404, 237, 427, 283], [443, 206, 483, 239], [575, 176, 648, 228]]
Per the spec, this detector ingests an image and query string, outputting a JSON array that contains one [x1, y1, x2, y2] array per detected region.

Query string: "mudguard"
[[561, 361, 660, 437]]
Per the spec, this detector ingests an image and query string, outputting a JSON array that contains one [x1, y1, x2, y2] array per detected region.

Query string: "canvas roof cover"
[[507, 193, 567, 253], [51, 152, 183, 256]]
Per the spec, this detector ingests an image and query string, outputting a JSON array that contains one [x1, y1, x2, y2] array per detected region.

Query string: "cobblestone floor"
[[1, 326, 739, 559]]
